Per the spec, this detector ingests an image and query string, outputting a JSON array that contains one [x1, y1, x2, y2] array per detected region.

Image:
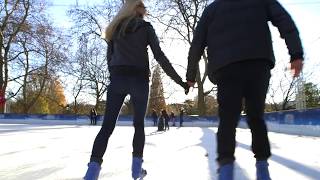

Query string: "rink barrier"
[[0, 108, 319, 136], [237, 109, 320, 137]]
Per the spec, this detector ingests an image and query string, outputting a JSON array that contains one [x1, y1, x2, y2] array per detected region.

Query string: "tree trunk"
[[196, 66, 206, 115]]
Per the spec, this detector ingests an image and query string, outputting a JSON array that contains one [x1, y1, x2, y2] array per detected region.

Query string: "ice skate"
[[84, 162, 101, 180], [256, 160, 271, 180], [132, 157, 147, 180], [218, 163, 234, 180]]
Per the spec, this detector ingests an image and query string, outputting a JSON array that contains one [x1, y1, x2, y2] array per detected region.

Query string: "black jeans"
[[165, 120, 169, 130], [153, 118, 157, 126], [214, 60, 272, 164], [90, 117, 94, 125], [90, 75, 149, 165], [179, 116, 183, 126]]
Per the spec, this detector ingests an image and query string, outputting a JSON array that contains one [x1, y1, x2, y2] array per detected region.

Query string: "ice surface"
[[0, 124, 319, 180]]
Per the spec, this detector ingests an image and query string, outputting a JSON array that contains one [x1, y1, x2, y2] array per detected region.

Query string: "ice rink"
[[0, 124, 319, 180]]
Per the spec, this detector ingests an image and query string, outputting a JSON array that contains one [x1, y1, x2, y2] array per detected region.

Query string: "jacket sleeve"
[[186, 5, 212, 82], [266, 0, 304, 61], [147, 24, 185, 87]]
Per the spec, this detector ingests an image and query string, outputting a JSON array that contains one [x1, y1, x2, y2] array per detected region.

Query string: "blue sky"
[[46, 0, 320, 104], [47, 0, 320, 67]]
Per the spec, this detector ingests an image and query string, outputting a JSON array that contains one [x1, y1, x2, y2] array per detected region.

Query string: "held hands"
[[290, 59, 303, 77], [182, 81, 196, 95], [187, 81, 195, 88], [182, 82, 190, 95]]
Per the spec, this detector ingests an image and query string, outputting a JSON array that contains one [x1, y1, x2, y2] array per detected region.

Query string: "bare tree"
[[0, 0, 31, 112], [150, 0, 213, 115], [66, 0, 122, 110], [67, 0, 122, 43], [267, 62, 313, 111], [1, 0, 69, 113], [71, 78, 88, 114], [84, 44, 109, 111], [63, 34, 90, 114], [13, 19, 69, 113]]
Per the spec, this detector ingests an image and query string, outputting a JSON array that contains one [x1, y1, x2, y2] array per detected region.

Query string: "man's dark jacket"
[[186, 0, 304, 82]]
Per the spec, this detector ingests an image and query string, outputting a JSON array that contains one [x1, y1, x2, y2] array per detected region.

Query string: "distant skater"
[[161, 109, 170, 131], [170, 111, 176, 126], [157, 115, 164, 131], [179, 109, 184, 127], [93, 108, 97, 125], [152, 109, 158, 126], [90, 108, 97, 125]]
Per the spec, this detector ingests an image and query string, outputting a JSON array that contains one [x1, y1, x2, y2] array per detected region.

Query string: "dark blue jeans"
[[214, 60, 272, 165], [90, 75, 149, 164]]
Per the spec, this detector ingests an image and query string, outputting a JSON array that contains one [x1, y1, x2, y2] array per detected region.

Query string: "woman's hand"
[[182, 82, 190, 95]]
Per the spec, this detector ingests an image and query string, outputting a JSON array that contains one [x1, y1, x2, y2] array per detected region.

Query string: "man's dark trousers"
[[214, 59, 272, 164]]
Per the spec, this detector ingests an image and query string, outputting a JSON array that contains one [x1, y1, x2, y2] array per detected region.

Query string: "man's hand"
[[183, 81, 195, 95], [290, 59, 303, 77], [187, 81, 195, 87]]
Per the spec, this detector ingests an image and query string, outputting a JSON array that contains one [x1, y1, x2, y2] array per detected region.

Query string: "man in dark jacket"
[[186, 0, 303, 179]]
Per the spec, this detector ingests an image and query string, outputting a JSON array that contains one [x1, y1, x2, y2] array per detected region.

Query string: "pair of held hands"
[[182, 59, 303, 95]]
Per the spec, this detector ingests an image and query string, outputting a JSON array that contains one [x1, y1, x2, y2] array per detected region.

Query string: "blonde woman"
[[84, 0, 189, 179]]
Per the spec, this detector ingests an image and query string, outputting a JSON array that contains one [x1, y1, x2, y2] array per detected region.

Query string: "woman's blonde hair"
[[104, 0, 144, 41]]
